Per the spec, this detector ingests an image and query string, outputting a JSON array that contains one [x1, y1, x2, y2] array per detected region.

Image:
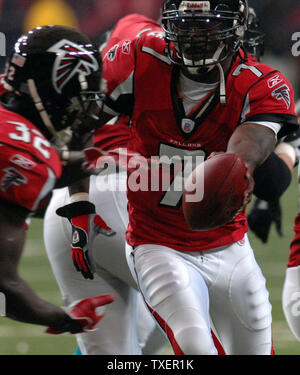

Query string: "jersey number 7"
[[158, 144, 206, 209]]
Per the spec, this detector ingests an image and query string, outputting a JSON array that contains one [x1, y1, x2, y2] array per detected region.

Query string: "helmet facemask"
[[162, 1, 248, 70], [162, 1, 249, 104], [26, 81, 104, 147]]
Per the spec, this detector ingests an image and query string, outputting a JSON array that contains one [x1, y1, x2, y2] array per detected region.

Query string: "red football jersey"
[[0, 74, 7, 96], [0, 105, 62, 212], [93, 14, 162, 151], [93, 116, 131, 151], [102, 16, 299, 252], [101, 14, 162, 56], [287, 165, 300, 268], [288, 214, 300, 268]]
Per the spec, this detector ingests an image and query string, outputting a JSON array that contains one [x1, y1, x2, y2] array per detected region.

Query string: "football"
[[182, 153, 249, 231]]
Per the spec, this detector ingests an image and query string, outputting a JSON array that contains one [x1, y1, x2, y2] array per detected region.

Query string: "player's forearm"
[[69, 177, 90, 196], [66, 111, 115, 197], [56, 161, 91, 189], [0, 228, 68, 327], [2, 275, 69, 327], [67, 131, 93, 196], [227, 123, 277, 174]]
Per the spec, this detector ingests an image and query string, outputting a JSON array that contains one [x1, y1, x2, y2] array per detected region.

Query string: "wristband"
[[56, 201, 96, 219], [69, 192, 90, 204], [275, 142, 297, 166]]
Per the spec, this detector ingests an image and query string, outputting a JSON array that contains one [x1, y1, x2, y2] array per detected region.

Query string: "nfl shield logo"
[[181, 118, 195, 134], [72, 230, 80, 244]]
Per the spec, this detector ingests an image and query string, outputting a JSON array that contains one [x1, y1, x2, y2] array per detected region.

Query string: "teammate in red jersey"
[[281, 100, 300, 342], [247, 127, 300, 344], [244, 99, 300, 343], [0, 25, 114, 334], [282, 173, 300, 342], [61, 1, 299, 354]]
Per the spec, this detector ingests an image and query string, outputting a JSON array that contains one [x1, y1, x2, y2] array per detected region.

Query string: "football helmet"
[[161, 0, 249, 69], [3, 25, 103, 146]]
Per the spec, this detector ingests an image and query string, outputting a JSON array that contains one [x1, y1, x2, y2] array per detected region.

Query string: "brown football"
[[183, 153, 248, 231]]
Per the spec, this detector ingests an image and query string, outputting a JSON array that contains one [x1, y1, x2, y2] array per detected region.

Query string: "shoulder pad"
[[230, 58, 279, 95], [138, 33, 171, 65]]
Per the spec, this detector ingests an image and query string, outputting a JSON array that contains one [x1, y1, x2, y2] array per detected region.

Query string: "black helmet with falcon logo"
[[2, 25, 103, 146]]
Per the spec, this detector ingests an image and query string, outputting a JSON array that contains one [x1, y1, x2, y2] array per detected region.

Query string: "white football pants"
[[282, 266, 300, 342], [43, 171, 167, 355], [130, 236, 273, 355]]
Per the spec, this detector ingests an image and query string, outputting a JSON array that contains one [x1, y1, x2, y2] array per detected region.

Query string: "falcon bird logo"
[[272, 84, 291, 109], [1, 167, 27, 192], [48, 39, 99, 94]]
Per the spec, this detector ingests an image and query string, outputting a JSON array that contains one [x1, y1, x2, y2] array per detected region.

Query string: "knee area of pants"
[[167, 307, 209, 330], [282, 276, 300, 341], [282, 306, 300, 342], [230, 257, 272, 330], [136, 255, 190, 307], [240, 342, 272, 355], [282, 267, 300, 312], [175, 326, 217, 355], [167, 309, 216, 355]]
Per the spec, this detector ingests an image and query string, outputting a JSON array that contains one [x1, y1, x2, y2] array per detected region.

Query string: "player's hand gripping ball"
[[183, 153, 249, 231]]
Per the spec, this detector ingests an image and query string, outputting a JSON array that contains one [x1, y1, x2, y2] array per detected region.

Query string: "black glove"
[[247, 198, 282, 243]]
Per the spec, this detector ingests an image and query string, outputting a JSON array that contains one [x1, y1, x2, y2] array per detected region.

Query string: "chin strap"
[[216, 63, 226, 105], [27, 79, 72, 146], [183, 43, 227, 105], [205, 44, 225, 71], [204, 44, 227, 105]]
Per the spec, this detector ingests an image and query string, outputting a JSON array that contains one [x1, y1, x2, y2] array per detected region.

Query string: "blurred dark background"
[[0, 0, 299, 98]]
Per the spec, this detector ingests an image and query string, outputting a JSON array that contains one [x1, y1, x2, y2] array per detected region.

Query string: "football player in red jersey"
[[282, 181, 300, 343], [59, 1, 299, 354], [247, 130, 300, 343], [280, 100, 300, 342], [236, 18, 300, 345], [47, 8, 270, 356], [0, 25, 115, 334]]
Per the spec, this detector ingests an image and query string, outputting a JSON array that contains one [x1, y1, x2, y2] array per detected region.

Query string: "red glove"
[[46, 294, 115, 334], [83, 147, 145, 175], [56, 201, 115, 280]]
